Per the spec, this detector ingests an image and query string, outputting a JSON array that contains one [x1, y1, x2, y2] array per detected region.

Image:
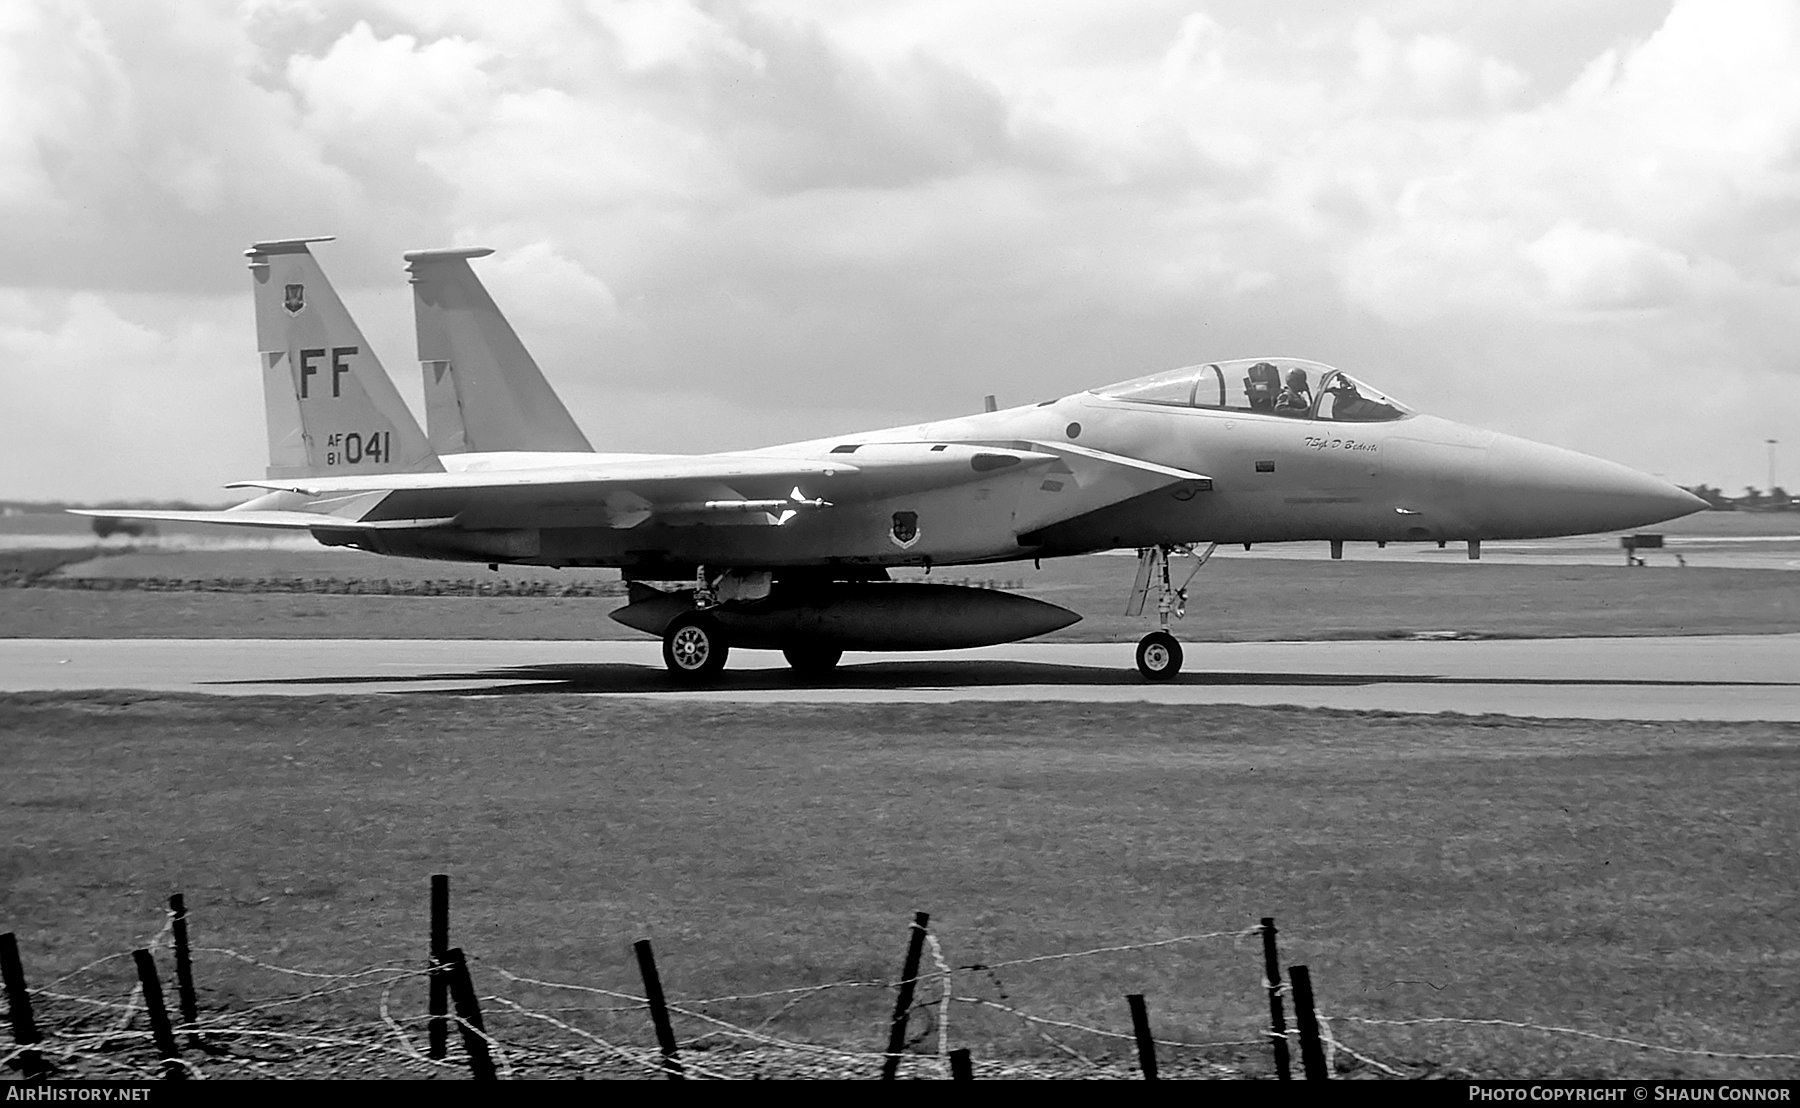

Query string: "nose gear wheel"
[[1135, 631, 1183, 680]]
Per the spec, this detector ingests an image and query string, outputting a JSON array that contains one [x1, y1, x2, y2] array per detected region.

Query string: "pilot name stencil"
[[1303, 436, 1378, 453]]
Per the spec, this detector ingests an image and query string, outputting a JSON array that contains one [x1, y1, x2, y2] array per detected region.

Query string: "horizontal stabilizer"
[[68, 508, 328, 530], [67, 508, 457, 532], [227, 455, 864, 497]]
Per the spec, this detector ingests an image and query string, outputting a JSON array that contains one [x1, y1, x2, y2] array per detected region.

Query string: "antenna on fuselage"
[[983, 394, 997, 413]]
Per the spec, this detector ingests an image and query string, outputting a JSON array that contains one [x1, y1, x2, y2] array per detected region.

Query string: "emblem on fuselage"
[[889, 511, 920, 549], [283, 283, 306, 315]]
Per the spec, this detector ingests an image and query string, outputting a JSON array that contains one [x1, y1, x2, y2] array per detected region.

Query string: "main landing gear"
[[1126, 543, 1217, 681], [658, 566, 843, 683], [663, 612, 728, 681], [662, 566, 730, 683]]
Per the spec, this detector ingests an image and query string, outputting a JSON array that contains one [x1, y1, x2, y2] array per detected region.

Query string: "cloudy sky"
[[3, 0, 1797, 501]]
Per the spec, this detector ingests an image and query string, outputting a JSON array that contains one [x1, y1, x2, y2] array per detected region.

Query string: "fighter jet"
[[79, 238, 1705, 682]]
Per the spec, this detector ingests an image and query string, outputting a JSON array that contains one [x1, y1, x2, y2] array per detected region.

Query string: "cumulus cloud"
[[1524, 221, 1701, 311], [0, 1, 370, 291], [601, 0, 764, 74], [0, 291, 259, 500], [1352, 18, 1531, 114], [2, 0, 1798, 498], [1329, 0, 1800, 332], [287, 22, 493, 151]]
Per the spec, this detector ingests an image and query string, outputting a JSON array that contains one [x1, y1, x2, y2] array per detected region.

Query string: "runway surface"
[[5, 635, 1799, 720]]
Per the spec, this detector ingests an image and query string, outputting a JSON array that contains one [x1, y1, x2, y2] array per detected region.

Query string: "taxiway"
[[4, 635, 1797, 721]]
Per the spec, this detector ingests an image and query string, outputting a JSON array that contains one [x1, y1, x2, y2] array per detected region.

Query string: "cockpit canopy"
[[1093, 358, 1411, 422]]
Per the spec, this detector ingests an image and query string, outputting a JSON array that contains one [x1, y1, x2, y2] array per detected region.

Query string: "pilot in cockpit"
[[1327, 377, 1399, 421], [1273, 368, 1312, 417]]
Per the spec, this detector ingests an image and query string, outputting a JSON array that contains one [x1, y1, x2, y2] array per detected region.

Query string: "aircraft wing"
[[139, 444, 1064, 532]]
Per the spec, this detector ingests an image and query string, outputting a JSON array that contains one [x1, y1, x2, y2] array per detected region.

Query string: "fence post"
[[949, 1047, 973, 1080], [443, 947, 495, 1081], [1, 932, 48, 1080], [880, 911, 930, 1081], [429, 874, 448, 1061], [1289, 965, 1329, 1080], [167, 894, 199, 1028], [632, 939, 684, 1080], [1126, 993, 1158, 1080], [1260, 917, 1291, 1080], [131, 949, 184, 1080]]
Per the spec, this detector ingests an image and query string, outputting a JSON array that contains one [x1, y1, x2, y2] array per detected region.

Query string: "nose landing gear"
[[1126, 543, 1216, 681], [1135, 630, 1183, 680]]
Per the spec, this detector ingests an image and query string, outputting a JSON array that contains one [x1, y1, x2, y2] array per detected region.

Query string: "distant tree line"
[[89, 517, 157, 538], [1681, 485, 1794, 511]]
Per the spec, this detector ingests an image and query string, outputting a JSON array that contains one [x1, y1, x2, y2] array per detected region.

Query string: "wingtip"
[[403, 246, 497, 265], [245, 236, 336, 258]]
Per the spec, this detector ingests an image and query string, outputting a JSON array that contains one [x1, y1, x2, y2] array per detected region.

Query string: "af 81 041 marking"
[[324, 431, 391, 467]]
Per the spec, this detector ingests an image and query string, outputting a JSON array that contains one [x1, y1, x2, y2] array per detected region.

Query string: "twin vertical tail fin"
[[405, 248, 594, 454], [247, 238, 442, 479]]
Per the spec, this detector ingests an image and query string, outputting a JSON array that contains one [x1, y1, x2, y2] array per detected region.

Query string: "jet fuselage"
[[337, 386, 1701, 575]]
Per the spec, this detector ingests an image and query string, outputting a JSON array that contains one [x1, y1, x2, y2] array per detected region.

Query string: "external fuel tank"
[[609, 582, 1080, 651]]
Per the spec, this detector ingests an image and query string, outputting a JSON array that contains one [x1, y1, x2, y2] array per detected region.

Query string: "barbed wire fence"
[[4, 882, 1796, 1081]]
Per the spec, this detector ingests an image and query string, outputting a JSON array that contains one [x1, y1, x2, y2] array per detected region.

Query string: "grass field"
[[6, 555, 1800, 644], [5, 509, 1797, 1078], [5, 505, 1799, 644], [2, 694, 1794, 1079]]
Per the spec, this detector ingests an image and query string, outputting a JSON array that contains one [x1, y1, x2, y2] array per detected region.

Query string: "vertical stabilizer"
[[405, 247, 594, 454], [247, 238, 441, 479]]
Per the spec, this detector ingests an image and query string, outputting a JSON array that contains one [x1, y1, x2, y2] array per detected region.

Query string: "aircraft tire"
[[1135, 631, 1183, 681], [663, 613, 729, 682], [782, 646, 843, 675]]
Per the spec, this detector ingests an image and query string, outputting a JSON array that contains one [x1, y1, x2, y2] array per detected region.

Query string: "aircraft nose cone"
[[1484, 433, 1707, 535]]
